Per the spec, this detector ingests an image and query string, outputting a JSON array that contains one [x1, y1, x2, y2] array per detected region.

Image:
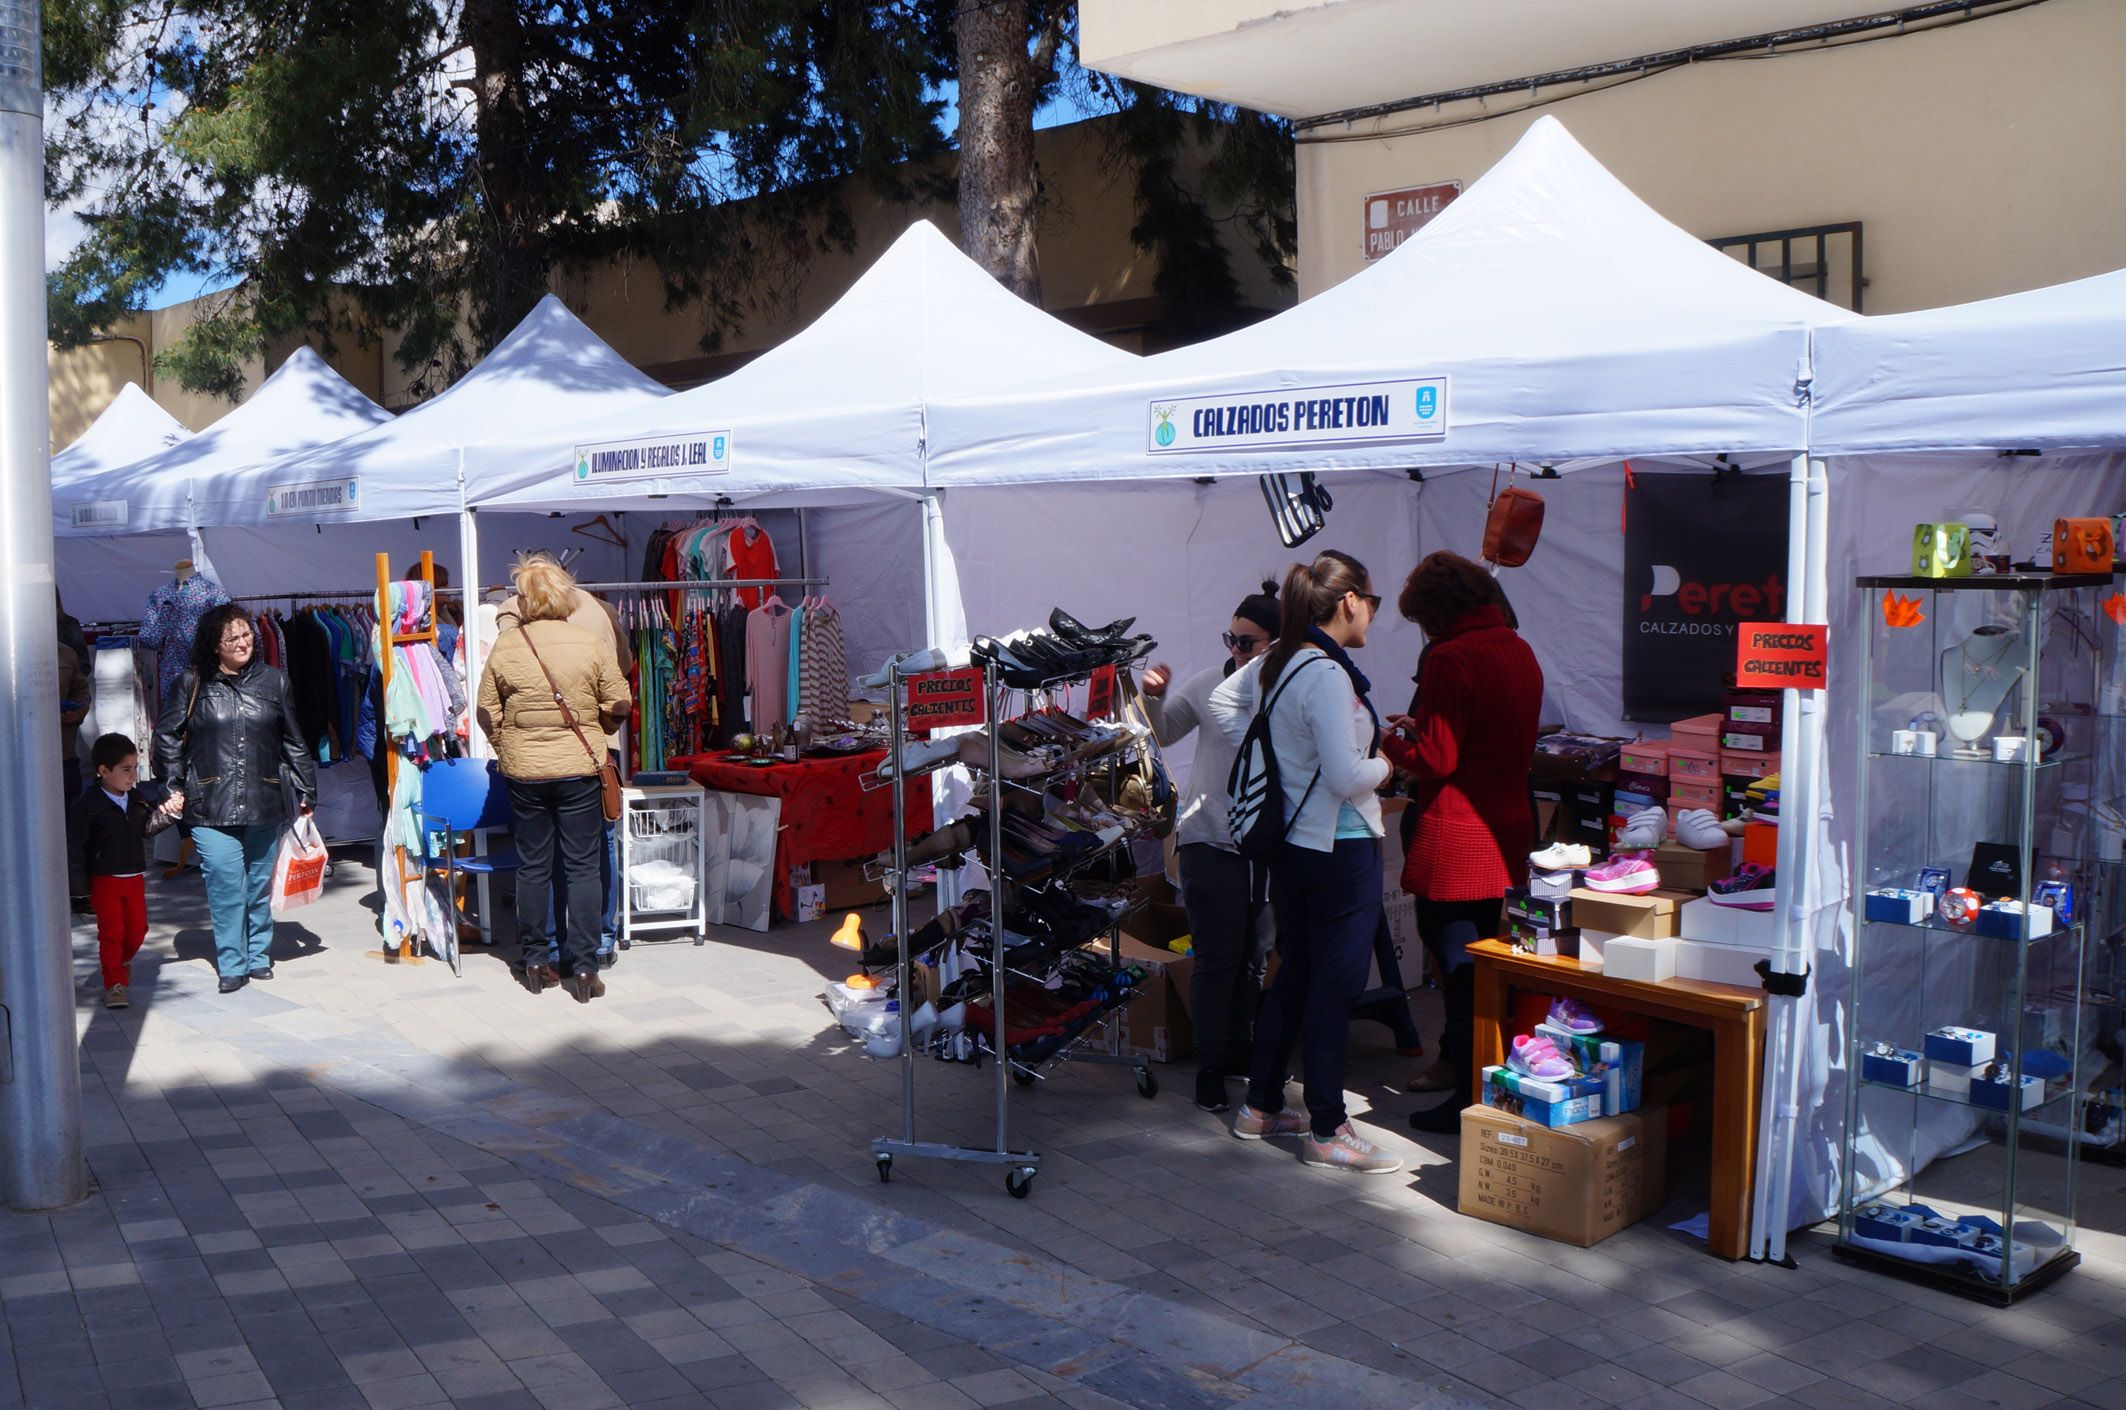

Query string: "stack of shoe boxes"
[[1479, 1003, 1646, 1128], [1668, 713, 1724, 819], [1504, 889, 1576, 958], [1721, 689, 1781, 823]]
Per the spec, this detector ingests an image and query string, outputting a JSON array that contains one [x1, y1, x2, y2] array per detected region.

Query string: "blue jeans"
[[546, 818, 617, 959], [1248, 837, 1383, 1137], [196, 823, 280, 978]]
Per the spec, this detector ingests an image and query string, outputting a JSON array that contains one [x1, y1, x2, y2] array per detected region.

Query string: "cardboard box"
[[1114, 935, 1194, 1063], [1506, 919, 1580, 959], [1672, 937, 1774, 988], [1570, 888, 1687, 939], [1383, 888, 1420, 962], [795, 884, 827, 923], [1577, 929, 1617, 970], [1459, 1105, 1668, 1247], [1505, 888, 1573, 932], [1652, 842, 1732, 895], [814, 858, 885, 911], [1123, 900, 1191, 950], [1535, 1024, 1646, 1115], [1604, 935, 1676, 983]]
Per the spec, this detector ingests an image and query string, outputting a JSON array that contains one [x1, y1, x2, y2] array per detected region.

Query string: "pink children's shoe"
[[1584, 854, 1661, 895], [1509, 1034, 1578, 1082], [1546, 997, 1604, 1036]]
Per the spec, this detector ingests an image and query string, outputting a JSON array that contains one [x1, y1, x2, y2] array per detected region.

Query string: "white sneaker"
[[1674, 808, 1729, 850], [1615, 805, 1666, 851], [1529, 842, 1593, 870], [878, 734, 960, 780]]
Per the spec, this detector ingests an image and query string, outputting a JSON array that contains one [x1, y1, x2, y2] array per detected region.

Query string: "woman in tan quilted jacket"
[[477, 553, 631, 1003]]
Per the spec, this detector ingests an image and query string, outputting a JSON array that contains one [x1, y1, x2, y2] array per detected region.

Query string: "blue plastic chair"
[[418, 758, 522, 974]]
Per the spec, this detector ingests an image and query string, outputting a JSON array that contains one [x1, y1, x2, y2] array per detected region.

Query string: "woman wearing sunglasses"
[[1140, 581, 1281, 1115]]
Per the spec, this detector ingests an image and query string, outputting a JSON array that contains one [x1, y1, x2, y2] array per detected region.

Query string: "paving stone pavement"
[[9, 852, 2126, 1409]]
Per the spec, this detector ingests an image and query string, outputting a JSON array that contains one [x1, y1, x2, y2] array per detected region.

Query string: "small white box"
[[1672, 937, 1776, 988], [1680, 896, 1777, 948], [1603, 936, 1676, 983], [1577, 929, 1618, 971], [796, 883, 827, 923], [1927, 1058, 1979, 1095], [1993, 735, 2031, 763]]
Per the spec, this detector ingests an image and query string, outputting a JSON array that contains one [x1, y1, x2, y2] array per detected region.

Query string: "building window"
[[1709, 222, 1864, 311]]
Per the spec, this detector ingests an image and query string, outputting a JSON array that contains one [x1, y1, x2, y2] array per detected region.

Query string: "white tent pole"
[[1765, 455, 1831, 1262], [457, 497, 486, 758], [920, 489, 943, 650], [1751, 450, 1812, 1259]]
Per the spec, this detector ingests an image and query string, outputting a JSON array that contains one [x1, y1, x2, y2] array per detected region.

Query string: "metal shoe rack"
[[870, 655, 1158, 1198]]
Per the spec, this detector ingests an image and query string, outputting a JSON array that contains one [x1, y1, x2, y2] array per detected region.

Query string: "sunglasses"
[[1222, 631, 1267, 655], [1353, 591, 1382, 613]]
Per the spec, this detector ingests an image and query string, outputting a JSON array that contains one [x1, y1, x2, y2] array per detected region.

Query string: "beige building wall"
[[1295, 0, 2126, 310], [47, 315, 151, 451]]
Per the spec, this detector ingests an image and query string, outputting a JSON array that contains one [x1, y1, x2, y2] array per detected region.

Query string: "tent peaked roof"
[[928, 115, 1853, 486], [57, 348, 391, 535], [1812, 267, 2126, 455], [461, 220, 1136, 510], [193, 294, 669, 524], [51, 383, 192, 483], [740, 220, 1135, 402]]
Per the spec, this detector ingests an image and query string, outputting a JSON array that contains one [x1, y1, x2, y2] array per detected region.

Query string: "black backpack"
[[1227, 654, 1330, 862]]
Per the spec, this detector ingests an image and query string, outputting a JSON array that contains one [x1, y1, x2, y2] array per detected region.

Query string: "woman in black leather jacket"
[[154, 603, 317, 993]]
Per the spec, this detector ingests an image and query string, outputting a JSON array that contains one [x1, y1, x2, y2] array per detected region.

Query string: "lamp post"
[[0, 0, 88, 1212]]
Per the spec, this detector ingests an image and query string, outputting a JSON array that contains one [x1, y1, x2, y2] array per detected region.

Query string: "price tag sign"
[[905, 667, 986, 733], [1735, 623, 1828, 690], [1086, 665, 1118, 719]]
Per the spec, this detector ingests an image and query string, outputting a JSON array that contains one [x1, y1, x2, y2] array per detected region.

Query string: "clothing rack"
[[569, 577, 827, 595], [377, 550, 437, 965], [229, 587, 462, 606]]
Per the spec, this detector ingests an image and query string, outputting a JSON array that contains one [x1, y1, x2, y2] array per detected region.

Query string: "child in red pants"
[[68, 734, 176, 1009]]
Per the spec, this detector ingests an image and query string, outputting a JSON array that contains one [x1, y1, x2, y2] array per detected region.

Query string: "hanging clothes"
[[796, 599, 847, 730], [139, 573, 230, 705], [724, 523, 779, 609], [744, 596, 794, 734]]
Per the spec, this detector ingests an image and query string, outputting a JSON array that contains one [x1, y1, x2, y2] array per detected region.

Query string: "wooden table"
[[1469, 938, 1766, 1261]]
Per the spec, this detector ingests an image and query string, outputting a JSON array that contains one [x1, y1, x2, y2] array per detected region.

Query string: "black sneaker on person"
[[1195, 1070, 1230, 1113], [248, 966, 273, 980]]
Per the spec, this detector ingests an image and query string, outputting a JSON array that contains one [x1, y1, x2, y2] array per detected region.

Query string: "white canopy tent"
[[922, 115, 1872, 1262], [54, 347, 390, 538], [49, 384, 196, 623], [460, 219, 1143, 678], [1774, 275, 2126, 1243]]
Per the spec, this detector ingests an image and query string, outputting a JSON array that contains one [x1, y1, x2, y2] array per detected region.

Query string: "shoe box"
[[1504, 889, 1578, 959], [1481, 1066, 1605, 1127], [1650, 842, 1734, 895], [1534, 1023, 1645, 1116], [1458, 1104, 1668, 1248], [1599, 936, 1676, 983], [1569, 888, 1689, 939], [1678, 896, 1775, 948], [812, 858, 886, 912], [1113, 933, 1194, 1063]]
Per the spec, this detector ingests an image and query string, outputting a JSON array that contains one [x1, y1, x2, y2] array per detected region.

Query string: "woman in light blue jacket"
[[1209, 549, 1399, 1176]]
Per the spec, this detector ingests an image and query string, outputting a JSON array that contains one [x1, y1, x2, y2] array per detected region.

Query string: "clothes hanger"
[[571, 514, 626, 549]]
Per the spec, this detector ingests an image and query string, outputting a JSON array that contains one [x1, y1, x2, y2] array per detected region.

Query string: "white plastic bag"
[[270, 815, 330, 915]]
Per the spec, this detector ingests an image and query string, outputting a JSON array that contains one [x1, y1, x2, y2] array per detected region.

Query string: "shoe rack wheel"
[[1005, 1166, 1036, 1199], [875, 1154, 892, 1183], [1011, 1066, 1037, 1088], [1134, 1067, 1159, 1100]]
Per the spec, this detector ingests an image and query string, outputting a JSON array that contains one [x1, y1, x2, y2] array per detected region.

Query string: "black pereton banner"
[[1622, 471, 1791, 722]]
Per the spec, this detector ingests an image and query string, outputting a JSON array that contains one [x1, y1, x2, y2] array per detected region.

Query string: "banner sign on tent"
[[1146, 377, 1447, 454], [574, 432, 731, 485], [69, 500, 128, 529], [1735, 623, 1827, 690], [1622, 471, 1790, 721], [266, 477, 361, 517]]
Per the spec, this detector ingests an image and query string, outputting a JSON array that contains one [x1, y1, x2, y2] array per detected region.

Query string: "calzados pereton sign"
[[1146, 377, 1447, 454]]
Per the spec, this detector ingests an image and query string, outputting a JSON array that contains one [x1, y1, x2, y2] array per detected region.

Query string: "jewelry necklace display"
[[1940, 625, 2025, 758]]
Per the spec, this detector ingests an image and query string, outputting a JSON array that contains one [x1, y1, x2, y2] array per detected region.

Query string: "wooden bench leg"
[[1707, 1012, 1764, 1260], [1471, 959, 1512, 1107]]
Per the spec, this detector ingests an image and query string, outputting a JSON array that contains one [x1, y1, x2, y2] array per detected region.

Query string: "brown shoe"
[[103, 984, 129, 1010], [571, 970, 605, 1004], [1405, 1057, 1457, 1093]]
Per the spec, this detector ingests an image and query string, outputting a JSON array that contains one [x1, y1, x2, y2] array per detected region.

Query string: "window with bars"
[[1709, 222, 1864, 311]]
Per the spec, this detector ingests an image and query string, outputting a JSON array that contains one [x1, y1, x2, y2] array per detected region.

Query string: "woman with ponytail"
[[1142, 581, 1282, 1115], [1207, 550, 1401, 1175]]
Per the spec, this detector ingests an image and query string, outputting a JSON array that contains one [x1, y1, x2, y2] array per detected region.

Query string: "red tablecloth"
[[676, 750, 934, 921]]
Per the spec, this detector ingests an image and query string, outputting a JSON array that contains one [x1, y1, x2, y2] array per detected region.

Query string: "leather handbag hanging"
[[520, 625, 624, 823], [1483, 462, 1545, 568]]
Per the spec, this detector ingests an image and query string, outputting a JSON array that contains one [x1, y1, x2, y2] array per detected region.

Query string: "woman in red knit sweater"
[[1379, 552, 1544, 1135]]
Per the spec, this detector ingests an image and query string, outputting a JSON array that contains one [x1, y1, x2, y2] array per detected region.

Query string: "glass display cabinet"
[[1837, 571, 2123, 1303]]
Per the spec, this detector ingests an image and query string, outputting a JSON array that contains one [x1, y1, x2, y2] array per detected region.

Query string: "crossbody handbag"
[[519, 625, 624, 822]]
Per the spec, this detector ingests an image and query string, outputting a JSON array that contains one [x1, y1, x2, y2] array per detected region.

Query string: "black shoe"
[[1049, 608, 1136, 647], [248, 966, 273, 980], [597, 950, 617, 970], [1194, 1070, 1230, 1113], [1408, 1097, 1472, 1136], [571, 971, 606, 1004], [218, 975, 249, 994]]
